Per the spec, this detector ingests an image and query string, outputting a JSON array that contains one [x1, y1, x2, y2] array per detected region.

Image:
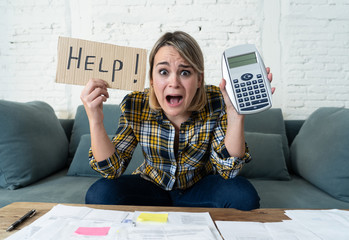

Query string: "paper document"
[[6, 205, 222, 240], [133, 211, 222, 239], [215, 221, 272, 240], [265, 221, 321, 240], [216, 209, 349, 240], [124, 225, 216, 240], [5, 205, 131, 240], [284, 209, 349, 239]]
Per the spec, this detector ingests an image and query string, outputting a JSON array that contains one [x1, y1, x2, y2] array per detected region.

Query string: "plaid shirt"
[[89, 85, 251, 190]]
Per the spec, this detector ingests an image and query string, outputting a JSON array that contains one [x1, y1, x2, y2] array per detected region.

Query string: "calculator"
[[222, 44, 272, 114]]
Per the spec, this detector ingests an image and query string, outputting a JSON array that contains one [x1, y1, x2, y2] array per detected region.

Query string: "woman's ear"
[[197, 73, 204, 88]]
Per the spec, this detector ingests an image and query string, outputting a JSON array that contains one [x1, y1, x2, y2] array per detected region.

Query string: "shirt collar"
[[148, 108, 205, 126]]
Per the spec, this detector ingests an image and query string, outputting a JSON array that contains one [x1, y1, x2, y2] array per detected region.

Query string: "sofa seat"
[[0, 169, 98, 208], [250, 175, 349, 209]]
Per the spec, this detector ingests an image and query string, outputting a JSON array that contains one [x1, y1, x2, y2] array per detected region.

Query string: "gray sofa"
[[1, 100, 349, 209]]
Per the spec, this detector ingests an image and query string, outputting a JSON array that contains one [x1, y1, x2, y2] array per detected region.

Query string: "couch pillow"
[[244, 109, 290, 171], [67, 134, 144, 177], [69, 105, 121, 159], [239, 132, 290, 180], [290, 107, 349, 202], [67, 134, 101, 177], [0, 100, 68, 189]]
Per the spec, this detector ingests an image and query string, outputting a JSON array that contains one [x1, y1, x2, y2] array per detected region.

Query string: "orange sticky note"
[[75, 227, 111, 236]]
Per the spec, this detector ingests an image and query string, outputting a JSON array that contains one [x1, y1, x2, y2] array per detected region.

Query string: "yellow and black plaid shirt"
[[89, 85, 251, 190]]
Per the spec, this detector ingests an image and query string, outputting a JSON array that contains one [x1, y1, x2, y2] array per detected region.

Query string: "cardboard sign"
[[56, 37, 147, 91]]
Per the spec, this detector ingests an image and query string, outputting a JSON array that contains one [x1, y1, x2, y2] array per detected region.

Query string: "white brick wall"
[[1, 0, 348, 119]]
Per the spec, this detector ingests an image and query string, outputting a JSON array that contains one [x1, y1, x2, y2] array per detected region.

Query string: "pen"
[[6, 209, 36, 232]]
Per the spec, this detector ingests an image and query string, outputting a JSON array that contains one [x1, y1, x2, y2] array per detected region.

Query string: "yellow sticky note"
[[137, 213, 168, 223]]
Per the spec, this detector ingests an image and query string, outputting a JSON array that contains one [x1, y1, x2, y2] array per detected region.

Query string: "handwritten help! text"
[[56, 37, 147, 91]]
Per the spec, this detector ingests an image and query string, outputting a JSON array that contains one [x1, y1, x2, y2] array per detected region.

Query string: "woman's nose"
[[168, 73, 180, 87]]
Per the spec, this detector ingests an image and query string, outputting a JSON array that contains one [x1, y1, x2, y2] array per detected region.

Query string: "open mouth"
[[166, 95, 183, 105]]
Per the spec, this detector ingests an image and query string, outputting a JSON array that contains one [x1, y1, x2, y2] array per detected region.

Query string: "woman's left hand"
[[219, 67, 275, 116], [219, 67, 275, 158]]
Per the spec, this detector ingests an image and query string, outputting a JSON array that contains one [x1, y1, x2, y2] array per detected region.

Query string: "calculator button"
[[236, 89, 241, 93], [246, 81, 252, 86], [252, 98, 268, 105], [258, 79, 263, 83], [252, 80, 257, 84], [241, 73, 253, 81], [233, 79, 239, 83], [241, 103, 269, 111], [249, 91, 254, 95], [243, 92, 248, 97], [257, 74, 262, 78], [235, 84, 240, 88]]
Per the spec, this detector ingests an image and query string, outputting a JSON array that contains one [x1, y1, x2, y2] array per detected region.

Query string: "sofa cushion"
[[0, 100, 68, 190], [250, 175, 349, 209], [69, 105, 121, 159], [67, 134, 101, 177], [67, 134, 144, 177], [290, 107, 349, 202], [239, 132, 290, 180], [244, 108, 290, 171]]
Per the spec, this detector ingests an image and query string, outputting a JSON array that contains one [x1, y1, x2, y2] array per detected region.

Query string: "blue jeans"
[[85, 174, 260, 210]]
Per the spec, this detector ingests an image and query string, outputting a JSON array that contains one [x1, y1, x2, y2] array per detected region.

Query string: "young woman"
[[80, 31, 273, 210]]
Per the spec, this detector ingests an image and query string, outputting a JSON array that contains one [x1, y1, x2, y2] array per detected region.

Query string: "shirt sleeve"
[[89, 111, 138, 179], [210, 108, 252, 179]]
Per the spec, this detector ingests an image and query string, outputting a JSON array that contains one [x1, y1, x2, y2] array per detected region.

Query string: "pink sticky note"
[[75, 227, 111, 236]]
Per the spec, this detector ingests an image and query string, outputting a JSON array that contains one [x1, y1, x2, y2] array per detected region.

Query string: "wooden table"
[[0, 202, 290, 239]]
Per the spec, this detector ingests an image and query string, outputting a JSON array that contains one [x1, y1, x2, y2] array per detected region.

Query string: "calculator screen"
[[228, 52, 257, 69]]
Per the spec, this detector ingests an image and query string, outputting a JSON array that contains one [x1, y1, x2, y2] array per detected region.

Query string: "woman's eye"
[[159, 69, 168, 75], [181, 70, 191, 76]]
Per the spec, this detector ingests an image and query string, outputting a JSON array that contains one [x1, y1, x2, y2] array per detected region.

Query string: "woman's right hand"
[[80, 78, 109, 125], [80, 79, 115, 162]]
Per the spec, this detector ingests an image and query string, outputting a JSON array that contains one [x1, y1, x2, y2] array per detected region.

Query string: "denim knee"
[[85, 178, 113, 204], [171, 175, 260, 210], [222, 176, 260, 210]]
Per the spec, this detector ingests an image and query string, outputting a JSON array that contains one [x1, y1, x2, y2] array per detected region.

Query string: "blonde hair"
[[148, 31, 207, 111]]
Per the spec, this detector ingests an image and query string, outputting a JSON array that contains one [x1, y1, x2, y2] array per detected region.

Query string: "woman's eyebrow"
[[179, 64, 192, 68], [156, 61, 170, 67], [155, 62, 192, 69]]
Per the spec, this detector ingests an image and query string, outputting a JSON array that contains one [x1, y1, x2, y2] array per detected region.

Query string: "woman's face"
[[151, 46, 202, 125]]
